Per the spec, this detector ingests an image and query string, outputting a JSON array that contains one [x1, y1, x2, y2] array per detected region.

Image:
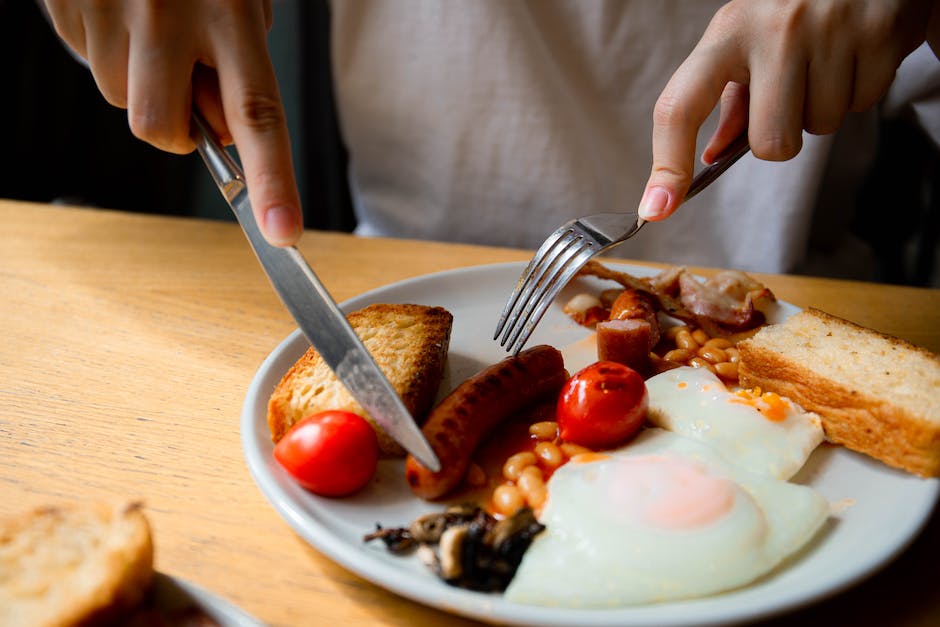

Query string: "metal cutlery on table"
[[494, 133, 751, 355], [190, 112, 440, 471]]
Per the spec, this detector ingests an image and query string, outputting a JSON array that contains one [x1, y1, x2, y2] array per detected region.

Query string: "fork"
[[494, 132, 751, 354]]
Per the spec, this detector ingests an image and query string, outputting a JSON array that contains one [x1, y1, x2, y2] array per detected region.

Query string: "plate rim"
[[151, 572, 265, 627]]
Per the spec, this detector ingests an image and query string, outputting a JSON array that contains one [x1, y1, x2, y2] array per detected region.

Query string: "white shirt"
[[328, 0, 940, 274]]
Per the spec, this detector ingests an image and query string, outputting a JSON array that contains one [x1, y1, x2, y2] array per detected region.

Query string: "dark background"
[[0, 0, 353, 232], [2, 0, 938, 287]]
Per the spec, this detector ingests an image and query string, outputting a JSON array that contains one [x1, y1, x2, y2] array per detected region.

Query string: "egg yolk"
[[607, 454, 736, 530], [731, 387, 792, 422]]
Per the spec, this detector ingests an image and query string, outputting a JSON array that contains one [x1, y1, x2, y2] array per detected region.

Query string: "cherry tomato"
[[273, 410, 379, 497], [556, 361, 648, 449]]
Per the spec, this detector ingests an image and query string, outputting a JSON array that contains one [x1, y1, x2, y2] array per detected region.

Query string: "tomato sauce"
[[444, 400, 563, 514]]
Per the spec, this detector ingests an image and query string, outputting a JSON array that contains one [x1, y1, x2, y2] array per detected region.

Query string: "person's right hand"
[[42, 0, 302, 246]]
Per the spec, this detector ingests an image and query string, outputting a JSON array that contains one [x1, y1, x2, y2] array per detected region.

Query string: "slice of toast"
[[738, 308, 940, 477], [0, 501, 154, 627], [268, 303, 453, 456]]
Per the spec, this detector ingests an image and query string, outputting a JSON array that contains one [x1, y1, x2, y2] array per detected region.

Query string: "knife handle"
[[190, 112, 245, 203]]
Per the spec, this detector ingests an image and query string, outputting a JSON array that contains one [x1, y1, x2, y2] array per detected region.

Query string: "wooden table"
[[2, 199, 938, 627]]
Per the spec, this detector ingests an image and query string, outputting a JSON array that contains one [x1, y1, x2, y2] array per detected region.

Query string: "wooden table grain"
[[2, 199, 938, 627]]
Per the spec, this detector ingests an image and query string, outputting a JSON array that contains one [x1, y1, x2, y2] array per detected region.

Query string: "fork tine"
[[494, 226, 575, 340], [504, 243, 596, 355], [497, 231, 586, 348], [503, 238, 595, 354]]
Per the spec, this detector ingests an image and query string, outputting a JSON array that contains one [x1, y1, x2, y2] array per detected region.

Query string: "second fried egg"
[[646, 367, 824, 480]]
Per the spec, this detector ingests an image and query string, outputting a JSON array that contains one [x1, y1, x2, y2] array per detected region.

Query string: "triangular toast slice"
[[267, 303, 453, 456]]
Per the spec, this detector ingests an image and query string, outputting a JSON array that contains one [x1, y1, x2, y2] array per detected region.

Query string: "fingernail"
[[638, 186, 670, 220], [263, 206, 300, 245]]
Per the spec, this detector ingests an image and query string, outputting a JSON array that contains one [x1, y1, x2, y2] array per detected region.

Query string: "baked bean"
[[465, 462, 487, 488], [529, 420, 559, 441], [675, 329, 699, 350], [525, 485, 548, 509], [704, 337, 733, 350], [493, 484, 525, 516], [519, 464, 544, 482], [517, 466, 546, 497], [664, 348, 692, 362], [688, 357, 716, 373], [714, 361, 739, 381], [725, 347, 741, 363], [503, 451, 537, 481], [664, 325, 688, 341], [534, 441, 564, 469], [560, 442, 592, 458], [698, 345, 728, 364], [692, 328, 710, 345]]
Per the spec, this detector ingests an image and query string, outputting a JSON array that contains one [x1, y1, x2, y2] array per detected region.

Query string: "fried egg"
[[504, 429, 829, 607], [646, 367, 824, 479]]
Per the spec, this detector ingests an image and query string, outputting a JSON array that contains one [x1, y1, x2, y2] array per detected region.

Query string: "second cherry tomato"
[[556, 361, 648, 449]]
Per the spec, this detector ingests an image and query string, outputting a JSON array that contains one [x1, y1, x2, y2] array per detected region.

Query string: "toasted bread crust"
[[267, 303, 453, 455], [0, 502, 154, 627], [738, 308, 940, 477]]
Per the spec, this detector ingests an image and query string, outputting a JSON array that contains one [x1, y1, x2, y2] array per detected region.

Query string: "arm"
[[638, 0, 938, 221], [40, 0, 302, 246]]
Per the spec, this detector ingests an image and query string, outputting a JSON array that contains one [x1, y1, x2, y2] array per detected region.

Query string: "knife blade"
[[190, 112, 440, 472]]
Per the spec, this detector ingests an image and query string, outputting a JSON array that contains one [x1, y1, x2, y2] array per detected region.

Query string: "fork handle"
[[685, 132, 751, 202]]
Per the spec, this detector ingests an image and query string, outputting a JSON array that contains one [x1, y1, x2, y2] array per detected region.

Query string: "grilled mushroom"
[[365, 505, 545, 592], [362, 524, 415, 553], [409, 504, 478, 543], [438, 524, 470, 581]]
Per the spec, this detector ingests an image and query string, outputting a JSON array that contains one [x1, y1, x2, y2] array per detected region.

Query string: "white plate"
[[241, 262, 939, 627]]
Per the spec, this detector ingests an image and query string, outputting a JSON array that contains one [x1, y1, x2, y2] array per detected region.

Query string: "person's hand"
[[638, 0, 936, 222], [41, 0, 302, 246]]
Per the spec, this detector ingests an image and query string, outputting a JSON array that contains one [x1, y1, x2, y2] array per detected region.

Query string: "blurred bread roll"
[[0, 501, 154, 627]]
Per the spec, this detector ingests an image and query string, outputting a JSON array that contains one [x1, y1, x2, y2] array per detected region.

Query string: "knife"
[[190, 111, 440, 472]]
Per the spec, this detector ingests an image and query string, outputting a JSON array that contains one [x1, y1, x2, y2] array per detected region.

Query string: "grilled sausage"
[[596, 318, 653, 376], [405, 345, 567, 500], [609, 288, 660, 349]]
